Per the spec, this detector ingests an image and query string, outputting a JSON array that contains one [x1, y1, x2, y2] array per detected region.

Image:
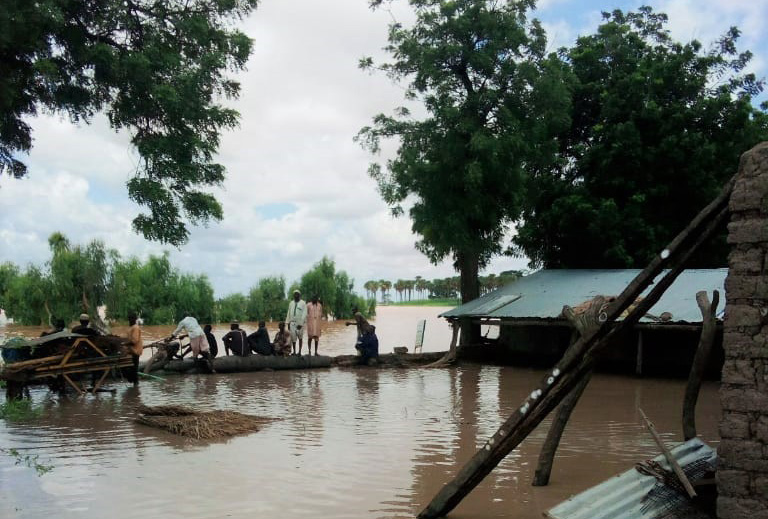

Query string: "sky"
[[1, 0, 767, 298]]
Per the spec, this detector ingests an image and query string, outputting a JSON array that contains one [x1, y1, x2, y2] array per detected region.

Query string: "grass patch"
[[0, 399, 42, 421]]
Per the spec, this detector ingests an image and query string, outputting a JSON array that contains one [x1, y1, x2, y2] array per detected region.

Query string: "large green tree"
[[357, 0, 569, 304], [513, 7, 768, 268], [0, 0, 258, 245]]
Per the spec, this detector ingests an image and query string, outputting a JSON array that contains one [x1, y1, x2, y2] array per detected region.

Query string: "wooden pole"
[[639, 408, 697, 499], [532, 369, 592, 486], [425, 319, 460, 368], [682, 290, 719, 440], [532, 298, 604, 487], [417, 182, 732, 518], [635, 331, 643, 376]]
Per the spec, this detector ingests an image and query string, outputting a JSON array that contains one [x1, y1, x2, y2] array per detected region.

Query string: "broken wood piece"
[[638, 408, 697, 499]]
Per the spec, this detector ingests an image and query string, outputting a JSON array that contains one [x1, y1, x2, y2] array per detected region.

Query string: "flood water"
[[0, 307, 721, 519]]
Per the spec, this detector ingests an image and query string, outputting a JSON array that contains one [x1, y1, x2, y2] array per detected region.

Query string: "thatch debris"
[[135, 405, 274, 440]]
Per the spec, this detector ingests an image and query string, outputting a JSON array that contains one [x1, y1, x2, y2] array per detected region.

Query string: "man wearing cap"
[[223, 320, 249, 356], [71, 313, 99, 336], [285, 289, 307, 355]]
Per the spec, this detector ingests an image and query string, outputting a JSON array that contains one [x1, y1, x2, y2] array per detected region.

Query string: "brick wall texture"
[[720, 141, 768, 519]]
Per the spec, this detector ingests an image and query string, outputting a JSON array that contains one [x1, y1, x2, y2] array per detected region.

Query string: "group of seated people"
[[219, 320, 293, 357]]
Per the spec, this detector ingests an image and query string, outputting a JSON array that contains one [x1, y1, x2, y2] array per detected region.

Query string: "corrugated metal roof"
[[546, 437, 716, 519], [440, 269, 727, 322]]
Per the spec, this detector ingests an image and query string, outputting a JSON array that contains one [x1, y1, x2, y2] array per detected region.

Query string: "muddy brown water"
[[0, 307, 720, 519]]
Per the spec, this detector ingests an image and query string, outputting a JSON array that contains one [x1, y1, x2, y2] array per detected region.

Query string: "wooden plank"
[[91, 369, 111, 393], [62, 374, 84, 395], [639, 408, 697, 498], [2, 354, 66, 371]]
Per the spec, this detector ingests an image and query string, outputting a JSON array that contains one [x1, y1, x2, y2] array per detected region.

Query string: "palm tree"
[[379, 279, 392, 303], [394, 279, 406, 302]]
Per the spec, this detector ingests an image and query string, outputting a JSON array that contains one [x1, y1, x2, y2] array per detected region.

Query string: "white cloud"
[[1, 0, 765, 297]]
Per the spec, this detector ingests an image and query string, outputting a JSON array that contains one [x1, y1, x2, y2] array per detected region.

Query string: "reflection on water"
[[0, 363, 720, 519]]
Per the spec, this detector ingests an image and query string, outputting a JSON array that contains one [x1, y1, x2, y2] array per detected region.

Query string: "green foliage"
[[216, 293, 248, 323], [513, 7, 768, 268], [4, 265, 52, 325], [47, 235, 109, 324], [0, 0, 259, 245], [0, 262, 20, 311], [358, 0, 570, 303], [0, 234, 215, 325], [0, 399, 42, 421], [298, 257, 363, 319], [300, 257, 337, 314], [2, 448, 53, 477], [245, 276, 286, 322]]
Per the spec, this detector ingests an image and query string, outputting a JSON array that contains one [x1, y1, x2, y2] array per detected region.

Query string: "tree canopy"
[[0, 0, 258, 246], [513, 7, 768, 268], [357, 0, 569, 303]]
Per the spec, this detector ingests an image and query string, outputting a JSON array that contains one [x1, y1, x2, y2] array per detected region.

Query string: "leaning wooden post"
[[682, 290, 719, 440], [639, 408, 697, 499], [417, 178, 733, 519], [532, 299, 603, 486], [426, 319, 461, 368]]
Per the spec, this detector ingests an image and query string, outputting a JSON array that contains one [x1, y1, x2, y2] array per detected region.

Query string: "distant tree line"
[[0, 236, 372, 326], [364, 271, 522, 302]]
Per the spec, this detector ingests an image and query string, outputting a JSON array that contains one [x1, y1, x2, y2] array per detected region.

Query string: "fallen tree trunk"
[[152, 353, 332, 373]]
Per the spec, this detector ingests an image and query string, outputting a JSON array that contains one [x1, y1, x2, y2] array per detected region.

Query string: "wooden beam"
[[639, 408, 697, 499]]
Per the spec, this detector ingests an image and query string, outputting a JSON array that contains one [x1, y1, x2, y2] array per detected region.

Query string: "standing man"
[[286, 289, 307, 355], [171, 312, 215, 373], [125, 312, 143, 386], [306, 295, 323, 356]]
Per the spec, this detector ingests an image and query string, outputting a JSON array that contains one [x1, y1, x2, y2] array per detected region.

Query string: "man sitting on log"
[[248, 321, 273, 355], [223, 321, 249, 356], [273, 322, 292, 357]]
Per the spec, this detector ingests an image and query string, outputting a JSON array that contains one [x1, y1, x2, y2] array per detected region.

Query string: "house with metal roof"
[[441, 269, 726, 377]]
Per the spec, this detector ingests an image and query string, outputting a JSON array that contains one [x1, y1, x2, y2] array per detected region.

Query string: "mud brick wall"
[[720, 142, 768, 519]]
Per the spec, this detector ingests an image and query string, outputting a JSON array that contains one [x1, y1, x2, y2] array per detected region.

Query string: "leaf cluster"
[[513, 7, 768, 268], [0, 0, 258, 245]]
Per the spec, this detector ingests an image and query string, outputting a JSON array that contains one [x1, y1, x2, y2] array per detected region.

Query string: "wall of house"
[[459, 323, 723, 378], [719, 142, 768, 519]]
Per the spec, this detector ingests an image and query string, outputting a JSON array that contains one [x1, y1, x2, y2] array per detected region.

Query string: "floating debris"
[[135, 405, 275, 440]]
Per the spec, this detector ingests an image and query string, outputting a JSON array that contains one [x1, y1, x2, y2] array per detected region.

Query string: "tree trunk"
[[457, 250, 481, 345], [532, 370, 592, 486], [682, 290, 719, 441]]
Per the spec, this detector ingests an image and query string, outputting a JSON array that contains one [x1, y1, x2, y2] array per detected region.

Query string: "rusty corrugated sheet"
[[439, 269, 726, 322], [546, 437, 716, 519]]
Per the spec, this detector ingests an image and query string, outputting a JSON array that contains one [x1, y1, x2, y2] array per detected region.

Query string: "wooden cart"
[[1, 334, 134, 396]]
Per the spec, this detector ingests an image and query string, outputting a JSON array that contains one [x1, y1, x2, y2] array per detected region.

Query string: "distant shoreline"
[[382, 299, 459, 307]]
